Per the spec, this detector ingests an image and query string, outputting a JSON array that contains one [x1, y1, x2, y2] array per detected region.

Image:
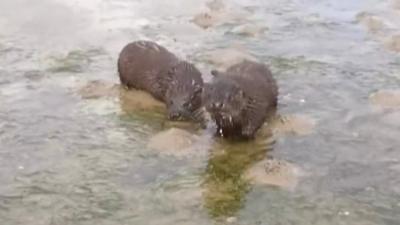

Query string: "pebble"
[[226, 216, 237, 223], [369, 89, 400, 108], [385, 34, 400, 52]]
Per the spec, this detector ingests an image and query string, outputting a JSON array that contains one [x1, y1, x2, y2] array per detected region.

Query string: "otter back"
[[117, 40, 204, 121], [117, 40, 179, 101], [226, 60, 278, 108]]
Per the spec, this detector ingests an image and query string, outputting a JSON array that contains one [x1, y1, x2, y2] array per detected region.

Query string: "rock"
[[356, 12, 386, 33], [191, 12, 220, 29], [244, 159, 301, 190], [147, 128, 199, 157], [385, 34, 400, 52], [369, 89, 400, 108], [77, 80, 122, 115], [206, 0, 225, 12], [80, 98, 120, 116], [77, 80, 168, 116], [227, 24, 268, 37], [203, 47, 258, 71], [119, 88, 166, 113], [191, 4, 248, 30], [270, 114, 316, 136]]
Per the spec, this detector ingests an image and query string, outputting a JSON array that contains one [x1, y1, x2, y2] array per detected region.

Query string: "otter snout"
[[168, 111, 182, 120], [167, 107, 190, 121]]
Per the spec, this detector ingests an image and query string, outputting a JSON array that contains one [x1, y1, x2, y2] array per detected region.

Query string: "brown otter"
[[117, 40, 203, 120], [202, 60, 278, 139]]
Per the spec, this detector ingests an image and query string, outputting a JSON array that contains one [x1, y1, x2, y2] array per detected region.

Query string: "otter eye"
[[193, 91, 201, 100]]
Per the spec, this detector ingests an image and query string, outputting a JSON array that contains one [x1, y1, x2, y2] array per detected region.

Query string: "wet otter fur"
[[202, 60, 278, 139], [118, 40, 203, 121]]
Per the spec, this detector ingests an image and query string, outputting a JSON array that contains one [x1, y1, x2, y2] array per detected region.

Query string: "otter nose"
[[211, 102, 223, 109], [168, 112, 181, 120]]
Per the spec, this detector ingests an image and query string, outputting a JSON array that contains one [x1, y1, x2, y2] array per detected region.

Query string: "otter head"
[[202, 74, 247, 133], [165, 61, 204, 121]]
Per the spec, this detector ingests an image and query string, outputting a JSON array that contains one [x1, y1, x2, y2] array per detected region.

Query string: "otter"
[[117, 40, 203, 121], [202, 60, 278, 139]]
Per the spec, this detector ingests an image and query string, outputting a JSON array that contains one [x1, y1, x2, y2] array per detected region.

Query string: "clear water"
[[1, 0, 400, 224]]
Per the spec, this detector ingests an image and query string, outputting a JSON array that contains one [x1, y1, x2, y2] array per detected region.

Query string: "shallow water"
[[1, 0, 400, 224]]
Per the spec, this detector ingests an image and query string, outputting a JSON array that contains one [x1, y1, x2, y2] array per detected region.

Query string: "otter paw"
[[242, 126, 256, 139]]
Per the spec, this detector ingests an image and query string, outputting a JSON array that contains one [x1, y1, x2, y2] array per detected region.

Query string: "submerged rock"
[[191, 12, 220, 29], [191, 2, 248, 30], [244, 158, 302, 190], [270, 114, 316, 136], [203, 47, 258, 71], [78, 80, 167, 115], [369, 89, 400, 108], [206, 0, 225, 12], [119, 87, 166, 113], [356, 12, 386, 33], [147, 128, 199, 157], [385, 34, 400, 52], [78, 80, 119, 99], [227, 24, 268, 38]]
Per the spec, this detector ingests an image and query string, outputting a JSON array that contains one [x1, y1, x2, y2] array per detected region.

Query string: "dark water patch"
[[201, 134, 275, 219]]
